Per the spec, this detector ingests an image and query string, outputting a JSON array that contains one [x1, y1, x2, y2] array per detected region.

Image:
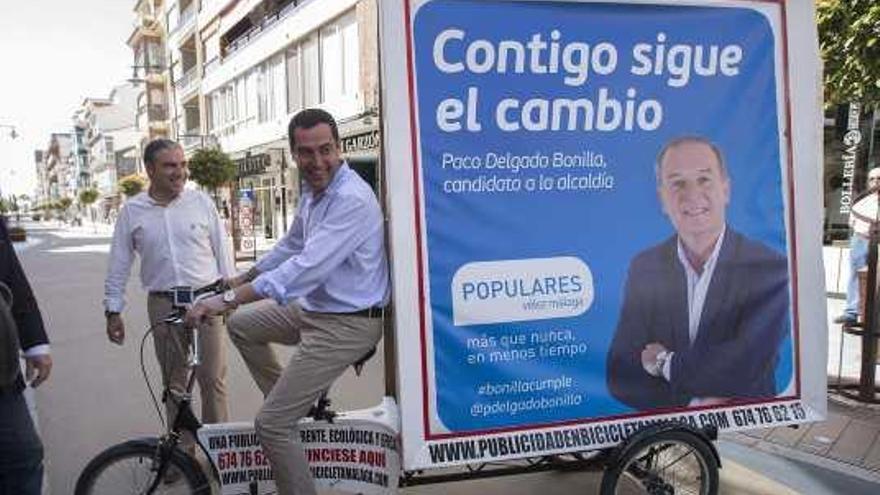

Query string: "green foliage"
[[817, 0, 880, 106], [78, 188, 100, 206], [188, 148, 237, 192], [56, 197, 73, 211], [119, 175, 147, 197]]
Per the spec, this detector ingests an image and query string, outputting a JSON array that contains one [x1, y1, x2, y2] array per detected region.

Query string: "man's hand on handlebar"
[[184, 294, 228, 328]]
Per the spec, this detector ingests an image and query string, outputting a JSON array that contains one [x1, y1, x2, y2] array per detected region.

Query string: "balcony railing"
[[174, 66, 199, 95], [224, 0, 301, 58], [179, 133, 218, 151], [203, 56, 219, 76]]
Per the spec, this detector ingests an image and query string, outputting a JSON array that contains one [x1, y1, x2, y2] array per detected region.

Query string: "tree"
[[78, 188, 100, 225], [55, 197, 73, 222], [118, 175, 147, 197], [188, 148, 237, 199], [817, 0, 880, 106], [78, 188, 99, 208]]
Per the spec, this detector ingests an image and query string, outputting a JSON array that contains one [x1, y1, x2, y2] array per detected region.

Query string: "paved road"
[[16, 222, 876, 494], [18, 223, 385, 493]]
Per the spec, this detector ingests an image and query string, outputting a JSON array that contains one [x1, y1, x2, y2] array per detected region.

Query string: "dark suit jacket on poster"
[[606, 227, 790, 411]]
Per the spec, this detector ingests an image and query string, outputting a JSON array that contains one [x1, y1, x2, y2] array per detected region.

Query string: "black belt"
[[307, 307, 386, 318], [348, 307, 385, 318]]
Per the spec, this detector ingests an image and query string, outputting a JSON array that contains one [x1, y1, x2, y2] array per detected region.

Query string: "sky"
[[0, 0, 134, 197]]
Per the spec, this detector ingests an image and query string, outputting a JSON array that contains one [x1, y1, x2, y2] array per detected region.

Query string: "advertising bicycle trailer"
[[75, 1, 826, 494], [381, 0, 825, 483]]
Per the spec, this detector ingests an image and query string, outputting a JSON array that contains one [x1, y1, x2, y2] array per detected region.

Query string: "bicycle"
[[74, 285, 720, 495]]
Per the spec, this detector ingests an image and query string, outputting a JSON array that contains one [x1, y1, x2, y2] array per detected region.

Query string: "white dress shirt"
[[104, 189, 234, 312], [252, 163, 390, 312], [661, 227, 726, 381]]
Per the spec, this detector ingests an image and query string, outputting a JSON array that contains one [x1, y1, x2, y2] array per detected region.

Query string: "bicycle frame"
[[157, 302, 402, 495], [141, 300, 720, 495]]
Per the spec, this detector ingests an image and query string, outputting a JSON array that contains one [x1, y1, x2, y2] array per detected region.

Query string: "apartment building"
[[74, 84, 141, 220], [33, 150, 47, 207], [197, 0, 381, 242], [40, 133, 74, 203], [128, 0, 172, 150], [165, 0, 208, 150]]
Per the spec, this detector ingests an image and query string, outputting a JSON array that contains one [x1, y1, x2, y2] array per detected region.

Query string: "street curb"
[[723, 434, 880, 485]]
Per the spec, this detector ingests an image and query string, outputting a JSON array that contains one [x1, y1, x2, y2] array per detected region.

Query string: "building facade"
[[129, 0, 172, 153], [148, 0, 382, 254], [200, 0, 381, 250], [75, 85, 141, 221]]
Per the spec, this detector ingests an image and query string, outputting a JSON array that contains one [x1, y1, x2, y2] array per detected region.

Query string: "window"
[[246, 68, 258, 124], [341, 14, 359, 96], [317, 12, 360, 111], [302, 34, 320, 107], [202, 31, 219, 73], [236, 76, 248, 128], [257, 65, 268, 122], [320, 23, 343, 103], [269, 54, 286, 120], [286, 46, 302, 114]]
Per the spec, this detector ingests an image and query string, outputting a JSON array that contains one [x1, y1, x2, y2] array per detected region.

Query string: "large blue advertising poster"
[[410, 0, 796, 435]]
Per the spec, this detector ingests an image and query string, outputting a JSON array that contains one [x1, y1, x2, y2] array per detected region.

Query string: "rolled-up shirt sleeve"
[[252, 196, 375, 304], [104, 208, 135, 313]]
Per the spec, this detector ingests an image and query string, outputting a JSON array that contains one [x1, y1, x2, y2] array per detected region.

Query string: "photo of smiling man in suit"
[[607, 136, 791, 411]]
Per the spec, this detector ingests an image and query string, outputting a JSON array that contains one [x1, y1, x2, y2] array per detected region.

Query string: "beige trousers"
[[227, 300, 382, 495], [147, 294, 229, 430]]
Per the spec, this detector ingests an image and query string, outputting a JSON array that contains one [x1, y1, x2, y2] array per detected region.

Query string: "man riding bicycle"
[[186, 108, 390, 495]]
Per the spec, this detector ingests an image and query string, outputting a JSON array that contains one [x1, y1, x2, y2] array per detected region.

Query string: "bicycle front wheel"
[[75, 438, 210, 495], [600, 429, 719, 495]]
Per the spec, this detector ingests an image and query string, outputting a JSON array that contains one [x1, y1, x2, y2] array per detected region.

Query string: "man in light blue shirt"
[[186, 108, 389, 495]]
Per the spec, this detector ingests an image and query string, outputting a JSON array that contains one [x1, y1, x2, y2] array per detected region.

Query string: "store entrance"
[[240, 176, 277, 240]]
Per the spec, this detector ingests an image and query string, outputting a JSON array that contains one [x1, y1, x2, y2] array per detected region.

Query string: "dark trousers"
[[0, 385, 43, 495]]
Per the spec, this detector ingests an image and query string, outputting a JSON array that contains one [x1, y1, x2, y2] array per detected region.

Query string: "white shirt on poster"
[[660, 227, 727, 381]]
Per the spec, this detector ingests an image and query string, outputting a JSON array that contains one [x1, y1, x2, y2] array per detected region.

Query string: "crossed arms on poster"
[[606, 136, 790, 411]]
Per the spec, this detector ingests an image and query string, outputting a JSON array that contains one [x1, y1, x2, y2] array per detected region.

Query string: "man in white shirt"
[[834, 167, 880, 324], [607, 136, 790, 410], [186, 109, 389, 495], [104, 139, 233, 430]]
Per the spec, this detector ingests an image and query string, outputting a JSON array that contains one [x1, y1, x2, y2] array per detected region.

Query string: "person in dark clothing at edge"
[[0, 216, 52, 494]]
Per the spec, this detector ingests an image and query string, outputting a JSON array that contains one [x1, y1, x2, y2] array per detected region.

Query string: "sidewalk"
[[722, 253, 880, 485]]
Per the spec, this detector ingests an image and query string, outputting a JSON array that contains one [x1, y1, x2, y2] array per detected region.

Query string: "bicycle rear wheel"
[[75, 438, 210, 495], [600, 429, 719, 495]]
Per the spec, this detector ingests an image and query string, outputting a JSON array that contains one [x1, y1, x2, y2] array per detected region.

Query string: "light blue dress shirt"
[[252, 163, 390, 312]]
